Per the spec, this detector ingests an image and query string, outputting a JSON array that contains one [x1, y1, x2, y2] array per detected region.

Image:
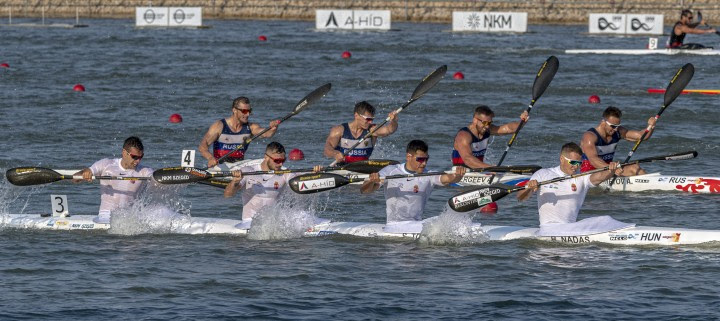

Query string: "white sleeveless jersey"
[[530, 166, 595, 225], [237, 163, 294, 220], [89, 158, 153, 219], [378, 163, 443, 223]]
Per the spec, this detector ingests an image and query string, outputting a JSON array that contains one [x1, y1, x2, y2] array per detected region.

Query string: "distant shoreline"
[[1, 0, 717, 25]]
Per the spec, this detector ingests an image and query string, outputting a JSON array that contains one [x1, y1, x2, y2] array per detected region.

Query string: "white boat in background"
[[565, 48, 720, 55], [600, 173, 720, 194], [3, 214, 720, 245]]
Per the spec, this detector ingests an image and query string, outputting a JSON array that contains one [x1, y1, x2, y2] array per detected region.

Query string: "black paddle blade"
[[481, 165, 542, 174], [637, 151, 697, 163], [663, 63, 694, 107], [448, 184, 513, 212], [293, 83, 331, 114], [289, 173, 351, 194], [531, 56, 559, 102], [6, 167, 63, 186], [340, 159, 399, 174], [153, 167, 212, 184], [409, 65, 447, 102]]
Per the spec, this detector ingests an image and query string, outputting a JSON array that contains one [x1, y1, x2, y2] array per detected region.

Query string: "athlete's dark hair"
[[266, 141, 285, 154], [232, 97, 250, 109], [123, 136, 144, 151], [474, 105, 495, 117], [406, 140, 429, 154], [354, 101, 376, 116], [561, 142, 582, 156], [603, 106, 622, 119], [681, 9, 692, 19]]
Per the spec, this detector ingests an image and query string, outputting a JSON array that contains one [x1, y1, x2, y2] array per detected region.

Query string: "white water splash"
[[418, 207, 490, 245], [108, 183, 192, 236], [246, 191, 322, 240]]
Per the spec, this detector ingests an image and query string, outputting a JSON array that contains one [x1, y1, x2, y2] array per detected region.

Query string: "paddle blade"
[[448, 184, 513, 212], [480, 165, 542, 174], [153, 167, 212, 184], [636, 151, 697, 163], [409, 65, 447, 102], [531, 56, 559, 102], [339, 159, 399, 174], [663, 63, 694, 107], [6, 167, 64, 186], [289, 173, 350, 194], [293, 83, 331, 114]]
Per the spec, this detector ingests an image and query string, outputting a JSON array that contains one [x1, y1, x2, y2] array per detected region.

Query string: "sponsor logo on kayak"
[[640, 233, 661, 241], [669, 177, 686, 184], [609, 233, 628, 241], [661, 233, 681, 242], [298, 178, 335, 191], [460, 176, 492, 184], [634, 179, 649, 183], [71, 223, 95, 229]]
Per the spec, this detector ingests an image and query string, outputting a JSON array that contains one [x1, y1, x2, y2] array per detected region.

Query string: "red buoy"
[[169, 113, 183, 123], [0, 63, 9, 68], [341, 51, 352, 59], [289, 148, 304, 161], [73, 84, 85, 92], [480, 202, 498, 214], [258, 35, 267, 41], [453, 72, 465, 80], [588, 95, 601, 104]]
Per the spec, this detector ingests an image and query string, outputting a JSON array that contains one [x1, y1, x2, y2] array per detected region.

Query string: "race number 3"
[[648, 37, 658, 50], [50, 194, 69, 216], [182, 150, 196, 168]]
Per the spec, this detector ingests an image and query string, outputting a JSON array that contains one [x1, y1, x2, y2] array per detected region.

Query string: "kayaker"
[[323, 101, 398, 164]]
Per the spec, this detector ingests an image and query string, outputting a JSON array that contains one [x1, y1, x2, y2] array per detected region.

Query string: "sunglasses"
[[358, 114, 374, 122], [475, 118, 493, 126], [265, 153, 286, 164], [604, 119, 621, 129], [562, 155, 583, 167], [235, 108, 252, 115], [414, 156, 429, 163], [125, 150, 144, 160]]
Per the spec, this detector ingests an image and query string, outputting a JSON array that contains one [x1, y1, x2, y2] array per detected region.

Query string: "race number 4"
[[50, 194, 69, 217], [648, 37, 658, 50], [182, 150, 196, 168]]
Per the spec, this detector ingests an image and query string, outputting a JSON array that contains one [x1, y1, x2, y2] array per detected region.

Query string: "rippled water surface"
[[2, 18, 720, 319]]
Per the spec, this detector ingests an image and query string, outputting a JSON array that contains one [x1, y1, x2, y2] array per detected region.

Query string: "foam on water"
[[418, 207, 489, 245]]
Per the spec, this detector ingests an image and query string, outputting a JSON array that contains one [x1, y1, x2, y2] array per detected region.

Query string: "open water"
[[1, 19, 720, 320]]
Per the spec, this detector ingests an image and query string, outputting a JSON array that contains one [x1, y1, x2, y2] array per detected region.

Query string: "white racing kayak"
[[3, 214, 720, 245], [565, 48, 720, 55], [599, 173, 720, 194]]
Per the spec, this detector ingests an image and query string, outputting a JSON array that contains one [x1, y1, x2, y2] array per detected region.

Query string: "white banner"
[[452, 12, 528, 32], [316, 10, 391, 30], [136, 7, 169, 27], [589, 13, 626, 34], [626, 14, 663, 35], [169, 7, 202, 27]]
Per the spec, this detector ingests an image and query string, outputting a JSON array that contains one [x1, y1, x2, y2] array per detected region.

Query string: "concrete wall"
[[2, 0, 719, 24]]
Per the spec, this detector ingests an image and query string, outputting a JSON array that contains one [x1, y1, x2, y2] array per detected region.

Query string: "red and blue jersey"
[[581, 128, 620, 172], [451, 127, 490, 166], [335, 123, 374, 163], [213, 119, 252, 163]]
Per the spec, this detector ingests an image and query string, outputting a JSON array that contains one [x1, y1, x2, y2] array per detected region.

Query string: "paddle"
[[5, 167, 149, 186], [448, 151, 698, 212], [288, 165, 541, 194], [214, 83, 332, 165], [331, 65, 447, 165], [696, 11, 720, 35], [487, 55, 559, 184], [154, 159, 400, 185], [607, 63, 694, 189]]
